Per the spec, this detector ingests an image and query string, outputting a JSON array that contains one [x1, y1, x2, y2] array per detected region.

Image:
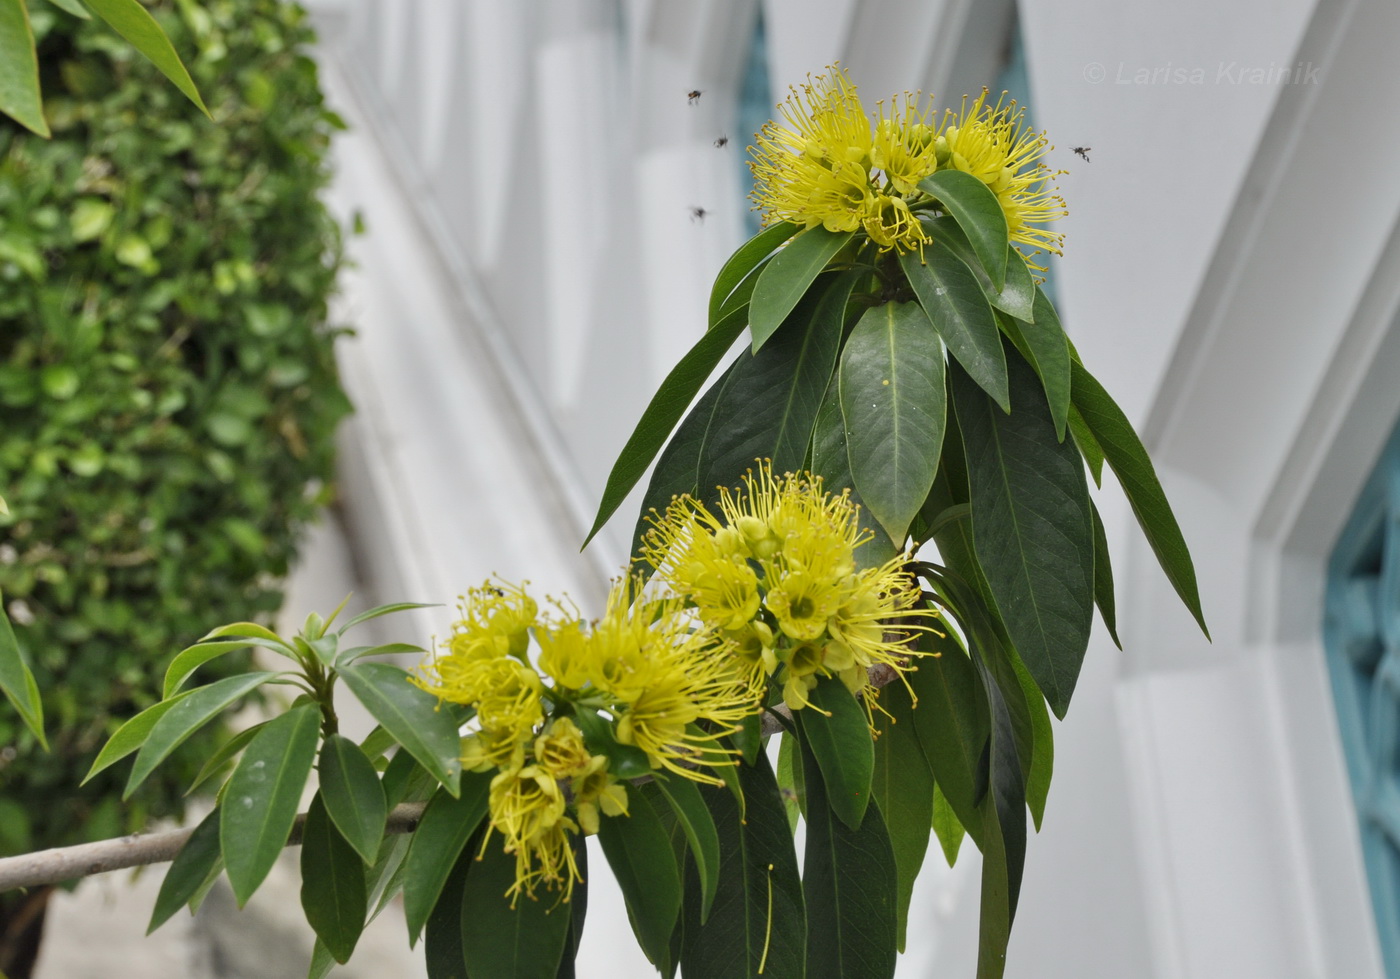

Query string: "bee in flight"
[[687, 89, 702, 105], [1072, 146, 1091, 162], [689, 206, 708, 223], [714, 135, 729, 148]]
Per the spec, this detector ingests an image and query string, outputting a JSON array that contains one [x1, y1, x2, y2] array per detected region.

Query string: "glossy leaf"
[[871, 678, 934, 951], [1091, 501, 1122, 648], [901, 241, 1009, 411], [83, 0, 209, 116], [975, 663, 1028, 979], [148, 806, 221, 933], [424, 849, 471, 979], [921, 216, 1035, 322], [840, 301, 946, 544], [461, 837, 573, 979], [186, 720, 268, 796], [337, 661, 462, 795], [0, 0, 47, 137], [931, 782, 965, 866], [336, 601, 438, 635], [809, 379, 899, 568], [998, 295, 1070, 441], [319, 734, 389, 865], [749, 226, 853, 351], [403, 774, 492, 945], [1067, 404, 1105, 487], [697, 272, 853, 500], [125, 672, 279, 797], [953, 354, 1095, 718], [1013, 656, 1054, 832], [652, 773, 722, 923], [800, 725, 898, 978], [86, 692, 194, 784], [573, 709, 652, 779], [919, 169, 1009, 288], [586, 304, 748, 546], [679, 754, 804, 978], [300, 794, 367, 963], [162, 639, 252, 699], [599, 793, 682, 967], [557, 839, 589, 978], [1071, 360, 1209, 637], [906, 628, 988, 846], [801, 677, 874, 830], [710, 220, 798, 327], [221, 704, 321, 906]]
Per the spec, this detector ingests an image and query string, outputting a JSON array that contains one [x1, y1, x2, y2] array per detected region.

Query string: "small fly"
[[1071, 146, 1091, 162], [689, 206, 708, 223], [714, 135, 729, 149], [687, 89, 702, 105]]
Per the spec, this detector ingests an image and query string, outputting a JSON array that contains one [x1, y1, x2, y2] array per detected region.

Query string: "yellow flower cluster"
[[640, 462, 937, 716], [749, 66, 1066, 258], [415, 579, 754, 902]]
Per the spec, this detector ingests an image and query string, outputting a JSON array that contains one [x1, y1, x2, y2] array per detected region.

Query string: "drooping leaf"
[[952, 353, 1095, 718], [800, 677, 875, 830], [83, 0, 210, 116], [319, 734, 389, 865], [901, 241, 1009, 411], [931, 782, 965, 866], [403, 774, 492, 945], [697, 272, 854, 500], [337, 661, 462, 795], [1090, 500, 1122, 648], [124, 672, 280, 797], [1012, 656, 1054, 832], [300, 794, 367, 963], [557, 839, 589, 978], [424, 848, 471, 979], [710, 220, 798, 327], [918, 170, 1009, 288], [586, 304, 748, 546], [148, 806, 221, 933], [997, 294, 1070, 441], [461, 838, 573, 979], [840, 301, 946, 544], [800, 726, 898, 978], [652, 772, 722, 924], [598, 793, 682, 967], [221, 703, 321, 905], [1067, 404, 1105, 487], [920, 216, 1035, 322], [749, 226, 853, 350], [809, 379, 899, 568], [0, 594, 43, 745], [1070, 360, 1209, 637], [680, 754, 804, 978], [870, 679, 933, 953], [974, 662, 1028, 979], [0, 0, 48, 137]]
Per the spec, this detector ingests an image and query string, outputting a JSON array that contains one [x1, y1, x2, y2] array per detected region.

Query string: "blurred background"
[[9, 0, 1400, 976]]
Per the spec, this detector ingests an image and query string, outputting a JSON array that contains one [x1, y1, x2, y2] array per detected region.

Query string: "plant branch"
[[0, 801, 429, 893]]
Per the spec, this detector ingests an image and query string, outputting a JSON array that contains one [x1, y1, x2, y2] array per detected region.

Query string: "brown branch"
[[0, 802, 428, 893]]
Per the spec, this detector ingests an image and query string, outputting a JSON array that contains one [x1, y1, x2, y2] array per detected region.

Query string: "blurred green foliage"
[[0, 0, 349, 856]]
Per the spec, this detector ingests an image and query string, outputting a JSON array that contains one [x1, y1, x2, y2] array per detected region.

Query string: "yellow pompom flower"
[[936, 89, 1068, 259], [571, 755, 630, 835], [485, 765, 582, 904]]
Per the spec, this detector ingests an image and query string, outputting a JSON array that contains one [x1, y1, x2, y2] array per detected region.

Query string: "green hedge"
[[0, 0, 349, 855]]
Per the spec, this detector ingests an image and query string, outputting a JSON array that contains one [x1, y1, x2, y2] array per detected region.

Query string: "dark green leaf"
[[336, 602, 438, 635], [800, 677, 874, 830], [403, 774, 492, 944], [319, 734, 389, 865], [680, 754, 804, 978], [906, 629, 988, 846], [1067, 404, 1105, 487], [652, 773, 722, 924], [975, 661, 1027, 979], [697, 272, 854, 501], [0, 595, 43, 745], [300, 794, 367, 963], [162, 639, 252, 699], [424, 849, 471, 979], [918, 170, 1009, 289], [1070, 360, 1209, 637], [749, 226, 853, 351], [125, 672, 280, 797], [586, 305, 748, 547], [921, 216, 1035, 322], [732, 711, 762, 766], [710, 220, 798, 327], [0, 0, 48, 137], [148, 807, 221, 933], [931, 782, 965, 866], [997, 292, 1070, 441], [461, 838, 573, 979], [840, 300, 946, 544], [83, 0, 209, 115], [308, 940, 335, 979], [1090, 501, 1122, 648], [799, 723, 897, 978], [572, 709, 652, 779], [598, 793, 682, 966], [809, 379, 899, 568], [776, 731, 802, 832], [186, 720, 268, 796], [337, 661, 462, 795], [901, 242, 1009, 411], [1012, 656, 1054, 832], [952, 353, 1094, 718], [221, 703, 321, 906], [557, 839, 589, 978], [871, 678, 933, 951]]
